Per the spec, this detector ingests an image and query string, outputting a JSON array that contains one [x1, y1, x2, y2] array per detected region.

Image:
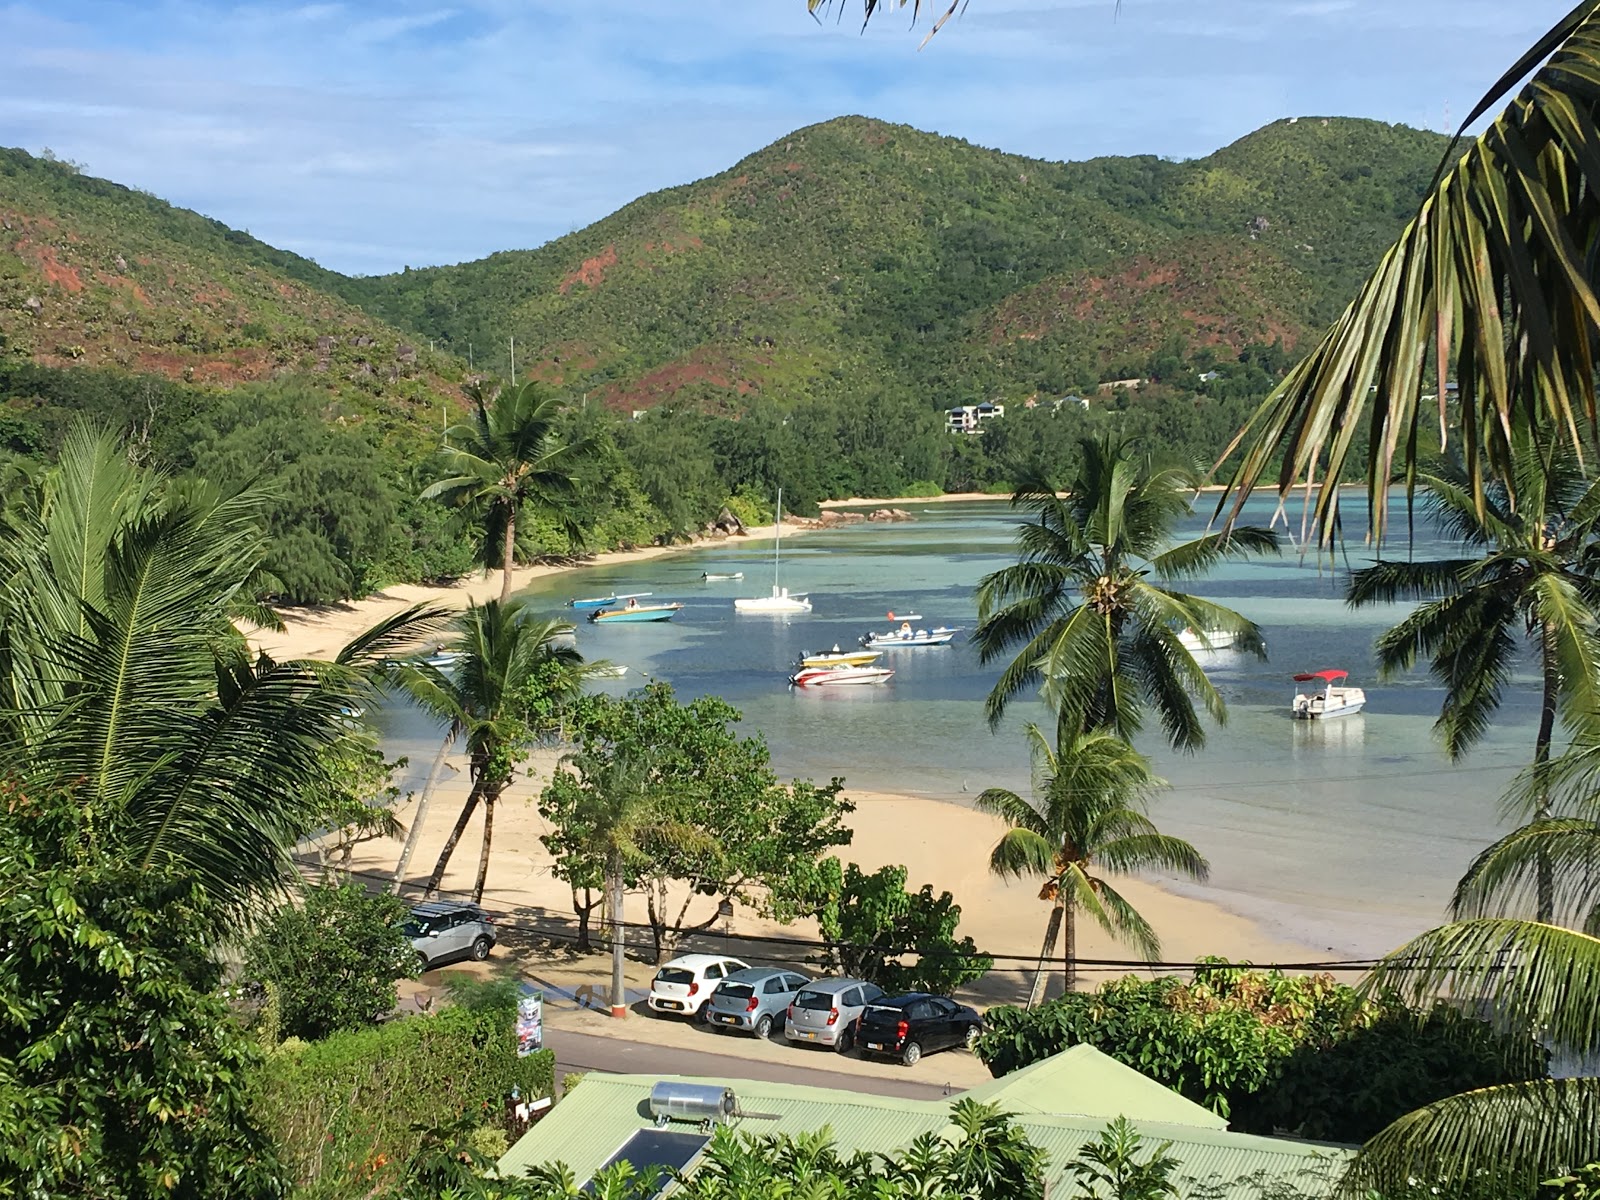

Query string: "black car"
[[855, 992, 982, 1066]]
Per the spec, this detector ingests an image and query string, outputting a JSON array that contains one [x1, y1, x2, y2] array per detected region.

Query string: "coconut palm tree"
[[1348, 435, 1600, 918], [975, 725, 1207, 1005], [422, 381, 598, 602], [974, 435, 1278, 750], [0, 424, 435, 925], [399, 599, 585, 901]]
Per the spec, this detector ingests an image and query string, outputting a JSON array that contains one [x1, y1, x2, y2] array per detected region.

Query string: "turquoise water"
[[379, 494, 1540, 959]]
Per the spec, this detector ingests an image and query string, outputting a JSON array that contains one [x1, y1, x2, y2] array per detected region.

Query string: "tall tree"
[[974, 435, 1277, 749], [975, 726, 1207, 1003], [1347, 436, 1600, 916], [422, 381, 597, 602], [400, 600, 584, 902]]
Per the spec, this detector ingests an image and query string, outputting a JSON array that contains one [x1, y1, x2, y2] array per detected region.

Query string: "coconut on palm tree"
[[398, 599, 585, 901], [422, 381, 597, 602], [976, 725, 1207, 1005], [974, 435, 1278, 750]]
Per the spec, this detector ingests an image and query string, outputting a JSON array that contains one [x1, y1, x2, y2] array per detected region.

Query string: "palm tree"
[[399, 599, 584, 902], [422, 381, 597, 602], [1347, 436, 1600, 917], [0, 424, 435, 925], [974, 435, 1278, 750], [976, 725, 1208, 1005]]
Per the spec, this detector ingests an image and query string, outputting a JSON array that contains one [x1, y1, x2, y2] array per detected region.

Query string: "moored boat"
[[799, 646, 883, 669], [702, 572, 744, 581], [590, 664, 629, 677], [860, 624, 960, 649], [789, 664, 894, 687], [1291, 669, 1366, 719], [735, 488, 812, 614], [589, 602, 683, 624], [570, 592, 652, 611], [421, 649, 463, 669], [1178, 626, 1239, 652]]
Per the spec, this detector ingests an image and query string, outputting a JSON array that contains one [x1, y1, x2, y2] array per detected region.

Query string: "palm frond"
[[1088, 878, 1164, 962], [1347, 558, 1476, 606], [985, 827, 1057, 881], [1095, 832, 1210, 882], [1147, 526, 1280, 580], [1454, 818, 1600, 923]]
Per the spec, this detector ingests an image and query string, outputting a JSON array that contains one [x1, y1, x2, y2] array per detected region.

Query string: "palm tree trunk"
[[423, 778, 483, 897], [471, 781, 502, 903], [500, 509, 517, 603], [1026, 901, 1065, 1009], [607, 852, 627, 1019], [392, 730, 456, 894], [1063, 898, 1078, 995], [1535, 625, 1559, 921]]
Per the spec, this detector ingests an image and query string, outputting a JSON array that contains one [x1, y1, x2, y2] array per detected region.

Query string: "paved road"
[[550, 1030, 965, 1101]]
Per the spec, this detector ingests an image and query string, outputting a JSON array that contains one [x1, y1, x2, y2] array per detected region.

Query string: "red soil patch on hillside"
[[599, 348, 761, 411], [94, 271, 152, 308], [559, 244, 618, 294], [25, 243, 85, 292], [132, 346, 275, 385], [525, 342, 602, 387]]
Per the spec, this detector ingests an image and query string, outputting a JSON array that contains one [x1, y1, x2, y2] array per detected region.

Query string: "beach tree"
[[398, 599, 585, 902], [975, 725, 1207, 1003], [1347, 434, 1600, 917], [974, 434, 1278, 749], [422, 380, 598, 602]]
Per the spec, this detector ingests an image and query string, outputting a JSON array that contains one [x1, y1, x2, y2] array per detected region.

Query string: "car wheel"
[[470, 935, 492, 961], [694, 1003, 710, 1024], [833, 1028, 854, 1055], [964, 1024, 981, 1051], [754, 1014, 774, 1039], [902, 1040, 923, 1067], [416, 951, 431, 972]]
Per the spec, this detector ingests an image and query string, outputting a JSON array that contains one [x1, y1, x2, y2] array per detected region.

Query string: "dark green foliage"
[[0, 785, 286, 1200], [974, 963, 1546, 1142], [253, 1002, 553, 1200], [245, 884, 418, 1042], [1065, 1117, 1180, 1200], [796, 859, 992, 993]]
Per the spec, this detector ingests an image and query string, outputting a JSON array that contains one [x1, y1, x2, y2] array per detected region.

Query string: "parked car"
[[705, 968, 810, 1038], [783, 977, 885, 1053], [647, 953, 749, 1019], [856, 992, 983, 1066], [405, 900, 496, 969]]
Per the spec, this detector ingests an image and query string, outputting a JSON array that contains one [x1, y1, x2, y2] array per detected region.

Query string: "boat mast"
[[774, 487, 783, 592]]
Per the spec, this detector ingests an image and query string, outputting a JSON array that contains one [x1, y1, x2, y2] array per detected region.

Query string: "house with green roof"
[[498, 1046, 1351, 1196]]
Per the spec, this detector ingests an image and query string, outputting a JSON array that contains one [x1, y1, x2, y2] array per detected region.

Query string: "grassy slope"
[[0, 147, 463, 440], [340, 115, 1446, 410]]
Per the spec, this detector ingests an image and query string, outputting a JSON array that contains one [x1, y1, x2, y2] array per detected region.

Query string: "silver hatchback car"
[[705, 968, 810, 1039], [783, 977, 885, 1053]]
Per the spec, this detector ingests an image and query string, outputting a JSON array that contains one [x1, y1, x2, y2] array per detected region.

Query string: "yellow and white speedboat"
[[799, 646, 883, 669]]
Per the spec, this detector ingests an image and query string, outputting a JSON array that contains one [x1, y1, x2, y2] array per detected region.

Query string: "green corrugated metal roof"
[[499, 1062, 1353, 1194], [958, 1044, 1227, 1129]]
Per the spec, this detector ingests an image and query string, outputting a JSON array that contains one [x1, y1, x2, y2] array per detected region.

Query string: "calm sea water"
[[378, 493, 1541, 959]]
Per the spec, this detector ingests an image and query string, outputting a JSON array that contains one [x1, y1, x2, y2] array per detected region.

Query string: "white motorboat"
[[1291, 670, 1366, 719], [735, 488, 811, 614], [861, 624, 960, 649], [421, 649, 463, 669], [1178, 626, 1239, 652], [702, 572, 744, 581], [590, 664, 628, 678], [789, 665, 894, 687]]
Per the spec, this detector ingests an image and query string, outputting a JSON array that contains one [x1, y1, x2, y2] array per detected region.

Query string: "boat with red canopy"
[[1291, 669, 1365, 719]]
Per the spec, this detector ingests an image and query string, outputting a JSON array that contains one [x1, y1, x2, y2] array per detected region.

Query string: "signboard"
[[516, 987, 544, 1056]]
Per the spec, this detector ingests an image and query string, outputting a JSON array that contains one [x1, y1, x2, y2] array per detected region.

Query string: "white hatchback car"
[[647, 953, 749, 1019]]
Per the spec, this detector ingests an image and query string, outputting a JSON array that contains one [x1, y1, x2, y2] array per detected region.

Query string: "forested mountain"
[[339, 115, 1446, 412], [0, 146, 463, 434]]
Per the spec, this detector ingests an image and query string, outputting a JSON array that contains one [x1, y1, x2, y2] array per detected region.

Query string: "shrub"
[[974, 961, 1544, 1142], [245, 883, 417, 1041], [253, 1002, 554, 1200], [900, 479, 945, 498]]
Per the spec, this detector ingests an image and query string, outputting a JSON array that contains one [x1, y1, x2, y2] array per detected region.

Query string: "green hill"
[[0, 146, 463, 431], [338, 115, 1446, 412]]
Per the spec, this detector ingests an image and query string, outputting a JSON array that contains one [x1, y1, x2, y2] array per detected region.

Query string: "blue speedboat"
[[569, 591, 652, 611]]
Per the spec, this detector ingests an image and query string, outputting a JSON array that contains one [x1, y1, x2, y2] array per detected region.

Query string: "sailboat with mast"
[[734, 488, 812, 614]]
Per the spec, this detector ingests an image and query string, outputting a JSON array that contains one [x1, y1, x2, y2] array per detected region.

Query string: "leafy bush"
[[975, 961, 1545, 1141], [899, 479, 945, 498], [245, 883, 418, 1041], [253, 1002, 554, 1200]]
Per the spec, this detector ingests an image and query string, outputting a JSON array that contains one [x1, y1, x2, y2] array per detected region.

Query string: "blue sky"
[[0, 1, 1570, 276]]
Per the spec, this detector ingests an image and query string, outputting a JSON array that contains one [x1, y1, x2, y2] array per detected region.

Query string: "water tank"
[[648, 1081, 736, 1125]]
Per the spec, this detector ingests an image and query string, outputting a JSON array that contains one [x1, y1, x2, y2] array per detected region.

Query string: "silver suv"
[[783, 977, 884, 1053], [406, 900, 496, 969], [705, 968, 810, 1039]]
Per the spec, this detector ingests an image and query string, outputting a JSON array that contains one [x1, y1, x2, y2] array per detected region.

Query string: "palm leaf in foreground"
[[1217, 0, 1600, 544]]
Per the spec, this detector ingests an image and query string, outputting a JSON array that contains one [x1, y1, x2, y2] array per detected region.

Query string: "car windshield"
[[793, 990, 834, 1010], [656, 968, 694, 985], [402, 918, 430, 937], [716, 983, 754, 999]]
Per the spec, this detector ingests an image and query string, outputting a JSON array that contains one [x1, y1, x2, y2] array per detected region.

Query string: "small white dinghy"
[[1291, 670, 1366, 719], [1178, 626, 1239, 652]]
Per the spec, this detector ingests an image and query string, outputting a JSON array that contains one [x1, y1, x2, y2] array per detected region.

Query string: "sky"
[[0, 0, 1572, 276]]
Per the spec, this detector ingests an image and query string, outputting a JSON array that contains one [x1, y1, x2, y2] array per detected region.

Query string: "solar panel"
[[585, 1129, 710, 1195]]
